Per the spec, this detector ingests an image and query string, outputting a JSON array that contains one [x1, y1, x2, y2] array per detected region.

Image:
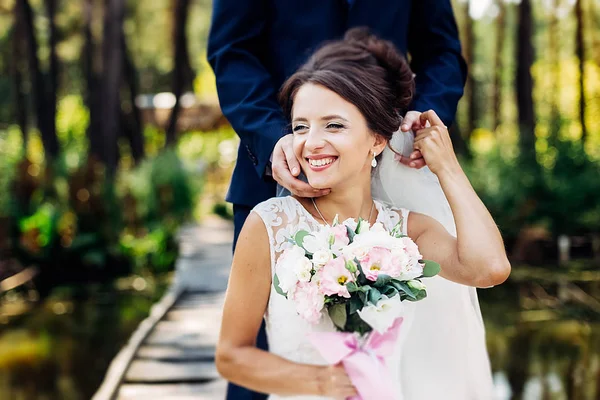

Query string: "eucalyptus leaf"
[[391, 280, 417, 300], [382, 286, 398, 298], [373, 274, 392, 288], [294, 230, 311, 250], [368, 287, 382, 304], [273, 274, 288, 299], [346, 225, 356, 242], [348, 295, 363, 315], [421, 259, 441, 277], [328, 303, 347, 329], [346, 281, 359, 293], [355, 259, 369, 285]]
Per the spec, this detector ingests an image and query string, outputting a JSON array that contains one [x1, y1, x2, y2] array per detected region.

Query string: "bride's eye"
[[326, 123, 345, 130], [293, 124, 309, 133]]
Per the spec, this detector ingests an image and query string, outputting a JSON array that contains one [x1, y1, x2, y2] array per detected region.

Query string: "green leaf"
[[294, 230, 311, 249], [346, 281, 359, 293], [368, 287, 382, 304], [391, 280, 417, 300], [390, 222, 403, 238], [382, 286, 399, 298], [328, 303, 347, 330], [348, 296, 362, 315], [272, 274, 288, 299], [421, 259, 441, 277], [356, 218, 368, 234], [373, 274, 392, 288], [346, 225, 356, 242], [355, 259, 369, 286]]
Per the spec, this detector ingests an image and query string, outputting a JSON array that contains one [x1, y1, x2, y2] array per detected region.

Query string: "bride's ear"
[[372, 133, 388, 157]]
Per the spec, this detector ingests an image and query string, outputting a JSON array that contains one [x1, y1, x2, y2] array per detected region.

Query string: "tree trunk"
[[121, 32, 144, 162], [516, 0, 536, 165], [492, 0, 505, 132], [462, 0, 476, 140], [574, 0, 587, 142], [16, 0, 59, 160], [101, 0, 125, 173], [166, 0, 193, 146], [548, 0, 561, 135], [11, 10, 29, 151], [45, 0, 59, 154], [83, 0, 102, 161]]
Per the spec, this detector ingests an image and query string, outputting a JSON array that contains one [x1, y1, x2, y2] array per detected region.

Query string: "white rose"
[[303, 228, 332, 254], [296, 267, 312, 282], [275, 245, 305, 293], [342, 244, 369, 261], [312, 250, 332, 266], [370, 222, 386, 233], [357, 294, 404, 334], [294, 256, 313, 280]]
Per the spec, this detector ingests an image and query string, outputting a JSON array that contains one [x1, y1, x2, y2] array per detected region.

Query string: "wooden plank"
[[137, 345, 215, 361], [164, 308, 221, 321], [117, 380, 227, 400], [144, 328, 218, 348], [125, 360, 219, 383]]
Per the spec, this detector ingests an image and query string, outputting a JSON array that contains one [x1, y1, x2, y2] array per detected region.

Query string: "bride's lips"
[[305, 154, 338, 172]]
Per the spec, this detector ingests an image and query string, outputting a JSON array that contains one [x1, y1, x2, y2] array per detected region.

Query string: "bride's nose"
[[304, 128, 326, 151]]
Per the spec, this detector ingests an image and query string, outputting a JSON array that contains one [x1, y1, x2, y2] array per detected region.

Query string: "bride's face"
[[291, 83, 386, 190]]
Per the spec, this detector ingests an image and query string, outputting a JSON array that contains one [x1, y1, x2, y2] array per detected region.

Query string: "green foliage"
[[466, 129, 600, 240]]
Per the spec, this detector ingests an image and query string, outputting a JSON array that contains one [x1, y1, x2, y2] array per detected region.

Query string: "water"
[[480, 275, 600, 400], [0, 276, 169, 400], [0, 271, 599, 400]]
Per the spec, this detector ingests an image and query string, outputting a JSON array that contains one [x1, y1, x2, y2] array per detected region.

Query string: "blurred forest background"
[[0, 0, 599, 399]]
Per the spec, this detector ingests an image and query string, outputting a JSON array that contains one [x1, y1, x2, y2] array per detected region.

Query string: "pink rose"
[[361, 247, 397, 281], [320, 257, 355, 298], [292, 281, 324, 324]]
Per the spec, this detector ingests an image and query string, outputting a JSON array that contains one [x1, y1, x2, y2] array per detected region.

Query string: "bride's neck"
[[311, 184, 375, 224]]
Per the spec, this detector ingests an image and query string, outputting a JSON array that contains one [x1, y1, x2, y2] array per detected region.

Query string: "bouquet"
[[273, 216, 440, 399]]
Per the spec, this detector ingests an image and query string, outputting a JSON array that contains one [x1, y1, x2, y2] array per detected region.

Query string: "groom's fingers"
[[401, 110, 422, 132]]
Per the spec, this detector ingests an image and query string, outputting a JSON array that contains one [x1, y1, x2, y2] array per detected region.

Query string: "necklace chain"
[[311, 197, 375, 227]]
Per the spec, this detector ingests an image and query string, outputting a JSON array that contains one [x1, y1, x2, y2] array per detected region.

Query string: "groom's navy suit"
[[207, 1, 466, 398]]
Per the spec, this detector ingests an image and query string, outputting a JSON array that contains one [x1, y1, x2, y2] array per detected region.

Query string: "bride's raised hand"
[[412, 110, 461, 177], [318, 364, 358, 399]]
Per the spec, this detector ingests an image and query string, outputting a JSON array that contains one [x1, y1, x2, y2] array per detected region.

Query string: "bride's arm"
[[408, 110, 511, 288], [216, 212, 356, 397]]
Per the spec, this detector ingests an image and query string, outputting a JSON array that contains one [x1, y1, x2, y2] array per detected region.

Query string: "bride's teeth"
[[309, 158, 334, 167]]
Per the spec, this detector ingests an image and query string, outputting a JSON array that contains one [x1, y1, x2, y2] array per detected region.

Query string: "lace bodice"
[[252, 196, 409, 400]]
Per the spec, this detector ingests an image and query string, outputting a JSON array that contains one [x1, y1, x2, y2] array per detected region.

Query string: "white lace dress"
[[252, 196, 412, 400]]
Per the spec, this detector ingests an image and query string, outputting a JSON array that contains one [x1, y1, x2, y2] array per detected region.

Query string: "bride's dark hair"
[[279, 27, 415, 142]]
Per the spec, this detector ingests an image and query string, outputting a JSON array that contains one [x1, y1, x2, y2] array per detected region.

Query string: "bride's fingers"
[[419, 109, 445, 128]]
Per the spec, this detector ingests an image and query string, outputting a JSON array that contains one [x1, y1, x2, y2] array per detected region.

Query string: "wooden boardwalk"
[[94, 217, 234, 400]]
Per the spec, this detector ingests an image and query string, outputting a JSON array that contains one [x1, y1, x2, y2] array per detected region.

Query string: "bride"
[[216, 28, 510, 399]]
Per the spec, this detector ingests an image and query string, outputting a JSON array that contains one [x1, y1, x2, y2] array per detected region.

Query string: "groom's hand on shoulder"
[[401, 111, 427, 169], [272, 134, 330, 198]]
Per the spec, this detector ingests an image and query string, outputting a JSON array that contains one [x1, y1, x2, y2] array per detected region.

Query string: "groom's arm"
[[207, 0, 288, 180], [407, 0, 467, 126]]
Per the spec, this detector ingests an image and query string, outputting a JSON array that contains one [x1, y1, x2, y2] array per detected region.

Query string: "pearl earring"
[[371, 151, 378, 168]]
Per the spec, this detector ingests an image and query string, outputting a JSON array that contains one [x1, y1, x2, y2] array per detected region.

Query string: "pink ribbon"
[[308, 318, 403, 400]]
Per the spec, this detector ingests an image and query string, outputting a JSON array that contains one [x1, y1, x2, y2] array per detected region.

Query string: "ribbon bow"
[[308, 318, 403, 400]]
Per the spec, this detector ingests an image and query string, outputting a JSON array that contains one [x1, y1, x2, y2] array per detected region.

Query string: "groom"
[[207, 1, 466, 398]]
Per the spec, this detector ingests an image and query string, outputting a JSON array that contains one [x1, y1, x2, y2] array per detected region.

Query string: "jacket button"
[[245, 145, 258, 166]]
